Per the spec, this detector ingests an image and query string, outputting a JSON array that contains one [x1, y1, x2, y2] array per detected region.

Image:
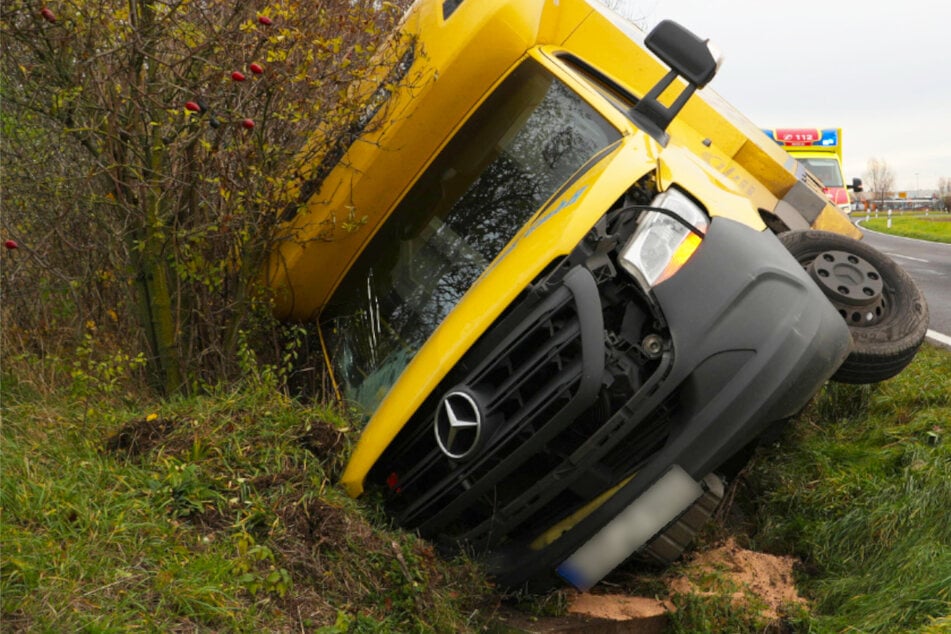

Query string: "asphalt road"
[[856, 223, 951, 350]]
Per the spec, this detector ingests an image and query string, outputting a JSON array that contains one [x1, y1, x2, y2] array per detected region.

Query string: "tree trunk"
[[135, 158, 183, 394]]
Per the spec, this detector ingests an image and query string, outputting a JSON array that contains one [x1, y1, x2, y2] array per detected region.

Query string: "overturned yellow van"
[[264, 0, 927, 590]]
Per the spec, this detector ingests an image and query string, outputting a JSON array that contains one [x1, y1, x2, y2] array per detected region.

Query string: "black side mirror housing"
[[850, 177, 863, 192], [644, 20, 720, 89], [631, 20, 722, 145]]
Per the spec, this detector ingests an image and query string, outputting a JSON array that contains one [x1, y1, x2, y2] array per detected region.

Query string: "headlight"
[[617, 188, 708, 288]]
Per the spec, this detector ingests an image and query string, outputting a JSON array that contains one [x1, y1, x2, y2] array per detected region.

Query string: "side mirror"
[[644, 20, 722, 89], [850, 177, 863, 192], [631, 20, 723, 145]]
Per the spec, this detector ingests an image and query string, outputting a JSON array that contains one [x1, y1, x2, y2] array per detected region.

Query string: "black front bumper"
[[371, 217, 851, 588]]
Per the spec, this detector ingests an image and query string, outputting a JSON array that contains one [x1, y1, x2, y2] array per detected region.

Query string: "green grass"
[[1, 361, 492, 632], [745, 343, 951, 632], [858, 213, 951, 243], [3, 345, 950, 632]]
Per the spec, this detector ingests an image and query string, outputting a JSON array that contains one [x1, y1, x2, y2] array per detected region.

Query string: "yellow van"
[[264, 0, 927, 590]]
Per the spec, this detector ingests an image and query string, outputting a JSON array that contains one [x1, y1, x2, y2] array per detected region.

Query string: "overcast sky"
[[606, 0, 950, 194]]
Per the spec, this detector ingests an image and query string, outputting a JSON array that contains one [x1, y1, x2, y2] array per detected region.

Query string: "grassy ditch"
[[2, 345, 949, 632], [0, 365, 493, 632], [676, 342, 950, 632], [745, 342, 951, 632], [857, 212, 951, 243]]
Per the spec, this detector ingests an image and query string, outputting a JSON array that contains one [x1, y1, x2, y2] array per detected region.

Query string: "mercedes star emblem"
[[434, 390, 482, 460]]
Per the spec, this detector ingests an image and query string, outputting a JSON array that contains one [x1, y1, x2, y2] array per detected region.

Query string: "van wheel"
[[778, 230, 928, 384]]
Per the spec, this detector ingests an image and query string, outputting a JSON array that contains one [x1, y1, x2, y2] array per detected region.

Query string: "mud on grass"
[[2, 388, 494, 632]]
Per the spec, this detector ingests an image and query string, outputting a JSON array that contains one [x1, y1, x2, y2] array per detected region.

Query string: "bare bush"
[[1, 0, 411, 394]]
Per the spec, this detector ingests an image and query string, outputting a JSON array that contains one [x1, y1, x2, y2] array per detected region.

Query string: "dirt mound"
[[667, 537, 806, 619], [297, 418, 348, 475], [558, 538, 806, 630], [103, 416, 178, 457], [569, 593, 670, 620]]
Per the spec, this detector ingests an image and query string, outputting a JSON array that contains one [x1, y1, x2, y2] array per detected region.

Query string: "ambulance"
[[763, 127, 862, 213]]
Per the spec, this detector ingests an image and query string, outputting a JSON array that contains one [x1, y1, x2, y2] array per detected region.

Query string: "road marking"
[[885, 252, 930, 263], [926, 329, 951, 348]]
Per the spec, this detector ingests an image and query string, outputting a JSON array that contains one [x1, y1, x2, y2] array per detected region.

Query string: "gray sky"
[[606, 0, 950, 194]]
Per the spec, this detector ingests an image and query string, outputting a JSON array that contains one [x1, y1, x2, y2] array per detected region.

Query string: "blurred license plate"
[[556, 465, 702, 590]]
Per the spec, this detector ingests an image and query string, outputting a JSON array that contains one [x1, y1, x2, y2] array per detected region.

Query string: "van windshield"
[[799, 157, 844, 187], [320, 59, 621, 414]]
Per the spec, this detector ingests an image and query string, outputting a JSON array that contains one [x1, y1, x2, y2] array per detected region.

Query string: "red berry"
[[184, 101, 201, 112], [241, 118, 255, 129], [4, 240, 18, 250], [257, 15, 273, 26], [40, 7, 56, 23], [231, 71, 246, 82], [249, 63, 263, 75]]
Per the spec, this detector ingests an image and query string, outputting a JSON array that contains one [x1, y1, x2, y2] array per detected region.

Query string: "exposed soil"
[[668, 537, 806, 619], [188, 505, 231, 533], [565, 537, 806, 626], [568, 592, 671, 619], [282, 498, 355, 548], [103, 416, 178, 458], [297, 418, 348, 476]]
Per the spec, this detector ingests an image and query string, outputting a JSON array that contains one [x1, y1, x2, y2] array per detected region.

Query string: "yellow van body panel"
[[559, 5, 858, 239], [265, 0, 857, 323], [266, 0, 597, 320]]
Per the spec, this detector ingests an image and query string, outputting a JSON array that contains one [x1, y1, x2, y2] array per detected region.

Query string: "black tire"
[[778, 230, 929, 384]]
